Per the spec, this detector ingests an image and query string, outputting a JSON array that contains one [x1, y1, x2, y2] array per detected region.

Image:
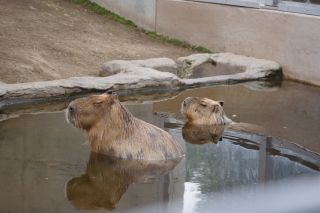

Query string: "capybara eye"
[[106, 90, 113, 95], [94, 101, 102, 106], [200, 103, 207, 107]]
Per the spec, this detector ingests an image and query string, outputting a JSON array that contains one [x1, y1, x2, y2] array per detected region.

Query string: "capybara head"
[[182, 122, 226, 145], [181, 97, 232, 125], [66, 90, 122, 131]]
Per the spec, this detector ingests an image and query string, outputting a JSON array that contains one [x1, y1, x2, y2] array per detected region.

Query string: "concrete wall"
[[156, 0, 320, 86], [92, 0, 320, 86], [91, 0, 156, 31]]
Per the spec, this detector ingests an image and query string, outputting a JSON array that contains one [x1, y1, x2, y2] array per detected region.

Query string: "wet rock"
[[99, 58, 176, 77], [0, 82, 6, 97], [131, 58, 176, 74], [99, 60, 131, 77], [0, 53, 282, 107], [0, 67, 181, 105], [177, 53, 281, 79]]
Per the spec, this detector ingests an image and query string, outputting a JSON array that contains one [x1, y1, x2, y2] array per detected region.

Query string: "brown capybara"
[[66, 152, 182, 210], [66, 90, 184, 160], [181, 97, 267, 135], [181, 97, 233, 125], [182, 122, 226, 145]]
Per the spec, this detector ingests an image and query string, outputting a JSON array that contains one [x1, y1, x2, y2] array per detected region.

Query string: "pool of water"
[[0, 80, 320, 212]]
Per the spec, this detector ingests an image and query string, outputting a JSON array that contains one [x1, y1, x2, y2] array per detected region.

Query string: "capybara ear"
[[105, 90, 118, 103], [219, 101, 224, 107], [106, 90, 114, 95]]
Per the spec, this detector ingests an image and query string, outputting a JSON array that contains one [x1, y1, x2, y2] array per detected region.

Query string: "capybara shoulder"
[[66, 90, 184, 160], [181, 97, 232, 125]]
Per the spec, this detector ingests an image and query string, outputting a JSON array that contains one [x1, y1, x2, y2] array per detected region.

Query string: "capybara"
[[66, 152, 182, 210], [66, 90, 184, 160], [181, 97, 233, 125], [182, 122, 226, 145], [181, 97, 267, 135]]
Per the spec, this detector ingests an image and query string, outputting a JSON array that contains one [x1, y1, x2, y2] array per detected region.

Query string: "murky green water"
[[0, 80, 320, 212]]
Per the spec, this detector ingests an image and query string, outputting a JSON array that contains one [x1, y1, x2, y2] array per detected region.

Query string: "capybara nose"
[[183, 97, 193, 107], [69, 106, 74, 112], [68, 104, 77, 114]]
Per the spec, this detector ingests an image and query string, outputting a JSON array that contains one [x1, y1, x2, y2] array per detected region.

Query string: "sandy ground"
[[0, 0, 197, 84]]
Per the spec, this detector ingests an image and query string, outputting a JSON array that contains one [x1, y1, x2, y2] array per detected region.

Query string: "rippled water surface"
[[0, 80, 320, 212]]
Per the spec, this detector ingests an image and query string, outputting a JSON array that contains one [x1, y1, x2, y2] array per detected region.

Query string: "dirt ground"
[[0, 0, 197, 84]]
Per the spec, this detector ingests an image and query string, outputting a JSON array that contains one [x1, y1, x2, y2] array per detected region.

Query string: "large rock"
[[0, 82, 6, 97], [177, 53, 281, 79], [131, 58, 177, 74], [99, 58, 176, 77], [0, 66, 181, 107], [99, 60, 131, 77], [0, 53, 282, 107]]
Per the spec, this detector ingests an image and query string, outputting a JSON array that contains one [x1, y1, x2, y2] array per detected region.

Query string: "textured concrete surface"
[[156, 0, 320, 86]]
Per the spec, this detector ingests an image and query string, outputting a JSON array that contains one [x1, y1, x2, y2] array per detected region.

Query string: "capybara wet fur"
[[181, 97, 233, 125], [66, 90, 184, 160]]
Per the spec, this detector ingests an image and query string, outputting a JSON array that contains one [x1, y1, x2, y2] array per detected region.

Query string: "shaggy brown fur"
[[66, 152, 182, 210], [66, 91, 184, 160], [181, 97, 233, 125], [182, 122, 226, 145]]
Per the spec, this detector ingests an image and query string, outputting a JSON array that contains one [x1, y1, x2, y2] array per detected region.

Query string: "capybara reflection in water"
[[181, 97, 233, 125], [66, 152, 182, 210], [182, 123, 226, 145], [66, 90, 184, 160]]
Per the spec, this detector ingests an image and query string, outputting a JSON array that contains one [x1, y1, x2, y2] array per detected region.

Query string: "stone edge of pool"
[[0, 53, 282, 108]]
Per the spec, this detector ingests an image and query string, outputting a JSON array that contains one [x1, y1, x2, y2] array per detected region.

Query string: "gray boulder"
[[0, 66, 180, 105], [1, 53, 282, 107], [177, 53, 281, 79], [99, 58, 176, 77], [131, 58, 176, 74]]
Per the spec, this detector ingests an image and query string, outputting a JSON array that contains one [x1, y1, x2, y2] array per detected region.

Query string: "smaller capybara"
[[181, 97, 233, 125], [66, 90, 184, 160], [181, 97, 267, 135]]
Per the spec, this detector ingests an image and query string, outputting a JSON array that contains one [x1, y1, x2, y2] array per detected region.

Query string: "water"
[[0, 80, 320, 212]]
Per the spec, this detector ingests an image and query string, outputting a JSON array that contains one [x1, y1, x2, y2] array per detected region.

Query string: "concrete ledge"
[[0, 53, 281, 108]]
